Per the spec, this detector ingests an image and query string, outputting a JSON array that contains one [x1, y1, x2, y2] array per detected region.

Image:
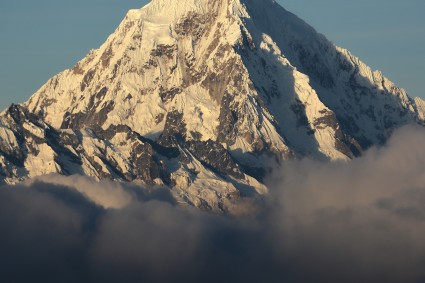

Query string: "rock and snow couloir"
[[1, 0, 424, 211]]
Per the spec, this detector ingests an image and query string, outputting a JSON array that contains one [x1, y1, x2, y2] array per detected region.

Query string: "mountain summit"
[[1, 0, 424, 210]]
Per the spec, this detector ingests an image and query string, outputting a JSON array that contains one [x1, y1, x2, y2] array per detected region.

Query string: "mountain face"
[[1, 0, 424, 211]]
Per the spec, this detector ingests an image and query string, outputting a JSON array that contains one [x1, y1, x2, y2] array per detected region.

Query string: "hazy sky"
[[0, 0, 424, 111]]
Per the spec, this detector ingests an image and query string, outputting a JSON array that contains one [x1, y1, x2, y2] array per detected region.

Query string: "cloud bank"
[[1, 125, 425, 283]]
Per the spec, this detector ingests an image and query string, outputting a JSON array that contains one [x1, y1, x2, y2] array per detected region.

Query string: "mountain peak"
[[129, 0, 229, 20], [1, 0, 424, 210]]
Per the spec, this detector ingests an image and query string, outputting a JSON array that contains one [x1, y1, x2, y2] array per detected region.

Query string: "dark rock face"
[[174, 12, 213, 39], [94, 125, 168, 184], [159, 87, 182, 103], [290, 99, 314, 135], [81, 69, 96, 92], [186, 139, 244, 179], [158, 110, 187, 147], [217, 93, 238, 146], [61, 87, 115, 130]]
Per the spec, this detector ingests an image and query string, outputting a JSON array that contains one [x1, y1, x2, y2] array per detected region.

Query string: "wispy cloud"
[[1, 125, 425, 282]]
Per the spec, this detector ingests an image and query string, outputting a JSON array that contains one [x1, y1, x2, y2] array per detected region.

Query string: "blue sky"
[[0, 0, 424, 111]]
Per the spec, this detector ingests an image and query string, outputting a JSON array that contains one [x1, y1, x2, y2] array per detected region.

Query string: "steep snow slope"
[[1, 0, 424, 210], [241, 0, 421, 146]]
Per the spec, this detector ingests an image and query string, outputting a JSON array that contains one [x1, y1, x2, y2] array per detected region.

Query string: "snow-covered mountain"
[[1, 0, 424, 211]]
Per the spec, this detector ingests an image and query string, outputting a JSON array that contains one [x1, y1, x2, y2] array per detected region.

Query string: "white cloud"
[[25, 174, 135, 209], [1, 125, 425, 282]]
